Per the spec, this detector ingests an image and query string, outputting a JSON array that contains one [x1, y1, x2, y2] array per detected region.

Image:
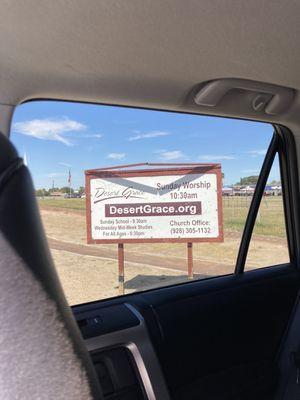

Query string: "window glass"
[[245, 154, 289, 270], [11, 101, 287, 305]]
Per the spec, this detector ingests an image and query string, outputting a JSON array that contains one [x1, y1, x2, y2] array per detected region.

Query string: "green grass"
[[38, 197, 86, 211], [223, 196, 286, 237], [38, 196, 286, 238]]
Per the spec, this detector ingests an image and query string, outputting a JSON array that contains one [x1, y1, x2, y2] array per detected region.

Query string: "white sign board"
[[86, 166, 223, 243]]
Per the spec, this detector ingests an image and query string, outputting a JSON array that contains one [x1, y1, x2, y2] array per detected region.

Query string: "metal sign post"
[[187, 242, 193, 279], [118, 243, 125, 295]]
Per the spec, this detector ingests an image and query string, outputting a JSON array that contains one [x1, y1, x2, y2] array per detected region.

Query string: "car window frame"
[[235, 125, 300, 274], [11, 100, 300, 302]]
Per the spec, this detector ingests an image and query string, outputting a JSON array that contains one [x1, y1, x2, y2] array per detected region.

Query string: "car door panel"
[[139, 265, 300, 399], [74, 265, 300, 399]]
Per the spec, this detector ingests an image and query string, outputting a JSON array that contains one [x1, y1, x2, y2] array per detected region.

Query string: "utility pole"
[[68, 169, 72, 198]]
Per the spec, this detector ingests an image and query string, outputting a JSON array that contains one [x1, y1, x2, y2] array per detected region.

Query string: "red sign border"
[[85, 165, 223, 244]]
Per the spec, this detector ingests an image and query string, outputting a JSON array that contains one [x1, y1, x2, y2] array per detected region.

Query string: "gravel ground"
[[41, 208, 290, 305], [52, 249, 189, 305]]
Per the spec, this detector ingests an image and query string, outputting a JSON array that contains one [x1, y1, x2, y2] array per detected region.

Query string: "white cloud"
[[56, 130, 102, 141], [91, 134, 103, 138], [199, 155, 235, 161], [59, 162, 72, 168], [13, 118, 86, 146], [247, 149, 267, 157], [158, 150, 185, 161], [107, 153, 126, 160], [129, 130, 170, 141]]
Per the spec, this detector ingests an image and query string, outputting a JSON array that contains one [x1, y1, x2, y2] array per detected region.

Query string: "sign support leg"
[[118, 243, 125, 295], [187, 242, 194, 279]]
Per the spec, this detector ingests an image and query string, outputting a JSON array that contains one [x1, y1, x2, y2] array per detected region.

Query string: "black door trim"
[[276, 125, 300, 268], [235, 126, 300, 274], [235, 132, 280, 274]]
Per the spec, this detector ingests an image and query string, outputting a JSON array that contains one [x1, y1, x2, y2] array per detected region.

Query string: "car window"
[[245, 153, 289, 270], [11, 101, 289, 305]]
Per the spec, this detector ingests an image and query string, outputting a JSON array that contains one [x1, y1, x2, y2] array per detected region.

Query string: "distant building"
[[222, 183, 282, 196], [233, 185, 255, 196], [50, 191, 64, 197], [265, 185, 282, 195], [222, 187, 234, 196]]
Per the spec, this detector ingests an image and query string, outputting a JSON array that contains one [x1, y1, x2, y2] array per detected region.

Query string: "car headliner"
[[1, 1, 300, 132]]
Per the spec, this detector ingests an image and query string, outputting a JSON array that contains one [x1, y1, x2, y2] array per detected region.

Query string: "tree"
[[78, 186, 85, 194], [35, 188, 49, 197], [239, 175, 259, 185], [49, 187, 59, 193], [60, 186, 74, 194], [269, 179, 280, 185]]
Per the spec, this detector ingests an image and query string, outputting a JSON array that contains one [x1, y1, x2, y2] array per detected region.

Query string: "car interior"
[[2, 1, 300, 399]]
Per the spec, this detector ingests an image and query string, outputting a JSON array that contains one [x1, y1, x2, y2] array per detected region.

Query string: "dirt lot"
[[52, 249, 187, 305], [39, 201, 289, 305]]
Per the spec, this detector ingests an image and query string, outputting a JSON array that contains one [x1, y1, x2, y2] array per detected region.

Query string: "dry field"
[[38, 197, 289, 305]]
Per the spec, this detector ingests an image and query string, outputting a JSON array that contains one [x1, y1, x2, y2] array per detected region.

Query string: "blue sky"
[[10, 101, 277, 189]]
